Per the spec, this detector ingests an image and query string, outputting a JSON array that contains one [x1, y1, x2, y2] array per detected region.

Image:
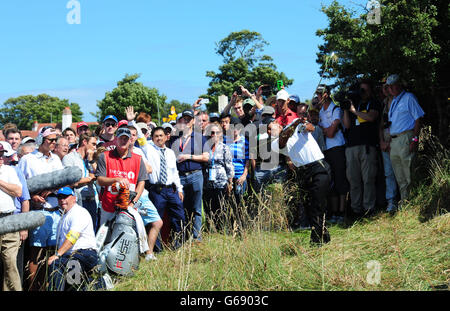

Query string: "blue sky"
[[0, 0, 358, 123]]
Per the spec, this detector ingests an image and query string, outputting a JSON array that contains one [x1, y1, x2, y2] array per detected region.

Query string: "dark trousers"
[[48, 248, 98, 291], [297, 160, 332, 245], [179, 171, 204, 241], [203, 187, 228, 231], [82, 199, 98, 233], [147, 184, 186, 250], [324, 146, 349, 196]]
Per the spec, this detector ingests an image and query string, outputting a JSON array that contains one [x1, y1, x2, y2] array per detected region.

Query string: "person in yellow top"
[[342, 80, 381, 219]]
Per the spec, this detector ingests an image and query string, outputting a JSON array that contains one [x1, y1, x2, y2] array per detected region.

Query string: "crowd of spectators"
[[0, 73, 425, 291]]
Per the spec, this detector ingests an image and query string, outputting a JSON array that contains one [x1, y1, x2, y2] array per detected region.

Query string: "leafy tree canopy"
[[316, 0, 449, 144], [96, 73, 167, 124], [0, 94, 82, 130], [204, 30, 293, 112]]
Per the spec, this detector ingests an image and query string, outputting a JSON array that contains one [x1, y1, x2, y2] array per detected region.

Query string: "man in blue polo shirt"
[[169, 110, 209, 242], [386, 74, 424, 202]]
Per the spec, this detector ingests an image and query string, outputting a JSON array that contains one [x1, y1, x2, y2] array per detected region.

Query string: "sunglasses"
[[57, 194, 71, 200], [0, 151, 4, 157], [45, 138, 57, 143], [104, 122, 117, 128], [141, 129, 148, 134]]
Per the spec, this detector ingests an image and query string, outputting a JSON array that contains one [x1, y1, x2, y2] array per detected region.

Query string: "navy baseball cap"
[[182, 110, 195, 119], [261, 116, 276, 125], [103, 115, 118, 123], [209, 112, 220, 121], [57, 187, 75, 196], [116, 127, 131, 138], [289, 95, 300, 103]]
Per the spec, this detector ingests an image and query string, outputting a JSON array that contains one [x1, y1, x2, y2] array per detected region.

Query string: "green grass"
[[111, 127, 449, 291], [111, 202, 449, 291]]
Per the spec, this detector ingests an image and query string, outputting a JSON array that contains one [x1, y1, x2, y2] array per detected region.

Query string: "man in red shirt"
[[275, 89, 298, 128], [96, 127, 151, 256], [95, 128, 148, 224]]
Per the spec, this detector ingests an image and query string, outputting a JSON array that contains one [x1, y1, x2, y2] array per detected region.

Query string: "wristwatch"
[[55, 253, 61, 259]]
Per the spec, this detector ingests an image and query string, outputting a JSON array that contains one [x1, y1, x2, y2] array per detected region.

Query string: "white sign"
[[218, 95, 228, 113], [366, 0, 381, 25]]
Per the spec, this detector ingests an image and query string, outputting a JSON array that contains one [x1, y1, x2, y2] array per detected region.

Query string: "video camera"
[[334, 83, 362, 110]]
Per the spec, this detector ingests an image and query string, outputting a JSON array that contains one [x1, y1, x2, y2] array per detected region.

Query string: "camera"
[[334, 83, 362, 110], [261, 85, 272, 97], [235, 86, 242, 96]]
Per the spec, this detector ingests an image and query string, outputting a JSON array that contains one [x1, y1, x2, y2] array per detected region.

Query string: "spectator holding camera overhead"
[[342, 80, 381, 217], [221, 85, 263, 127], [385, 74, 424, 203], [317, 84, 349, 224]]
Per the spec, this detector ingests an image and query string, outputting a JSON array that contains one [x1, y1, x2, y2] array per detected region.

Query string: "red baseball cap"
[[77, 121, 89, 129], [118, 120, 128, 128]]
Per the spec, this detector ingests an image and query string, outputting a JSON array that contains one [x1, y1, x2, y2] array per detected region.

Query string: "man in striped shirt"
[[221, 115, 250, 209]]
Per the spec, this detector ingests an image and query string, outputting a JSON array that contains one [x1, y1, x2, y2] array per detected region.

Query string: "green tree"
[[204, 30, 293, 112], [0, 94, 82, 130], [97, 73, 167, 124], [316, 0, 449, 145], [215, 30, 269, 67]]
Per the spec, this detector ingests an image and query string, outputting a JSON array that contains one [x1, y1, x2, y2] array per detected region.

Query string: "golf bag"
[[96, 189, 140, 277]]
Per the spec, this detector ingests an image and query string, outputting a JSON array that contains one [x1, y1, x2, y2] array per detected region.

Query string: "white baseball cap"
[[0, 141, 17, 157], [276, 89, 289, 101]]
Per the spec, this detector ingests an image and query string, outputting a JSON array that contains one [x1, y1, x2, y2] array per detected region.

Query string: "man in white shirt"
[[317, 85, 349, 224], [47, 187, 98, 291], [17, 126, 64, 290], [0, 143, 23, 291], [128, 125, 162, 261], [144, 126, 185, 250], [272, 117, 332, 246]]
